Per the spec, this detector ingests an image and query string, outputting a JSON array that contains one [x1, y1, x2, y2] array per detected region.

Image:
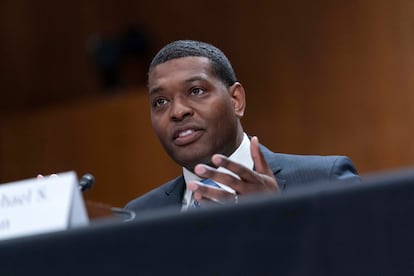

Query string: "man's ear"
[[229, 82, 246, 117]]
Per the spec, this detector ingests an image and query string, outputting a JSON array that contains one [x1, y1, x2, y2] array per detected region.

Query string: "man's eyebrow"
[[149, 86, 163, 95], [185, 76, 207, 83], [149, 76, 208, 95]]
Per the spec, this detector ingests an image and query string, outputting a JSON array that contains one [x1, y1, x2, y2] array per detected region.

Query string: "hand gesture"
[[188, 136, 279, 206]]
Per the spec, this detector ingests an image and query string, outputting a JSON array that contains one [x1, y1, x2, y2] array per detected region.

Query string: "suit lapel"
[[160, 176, 186, 209]]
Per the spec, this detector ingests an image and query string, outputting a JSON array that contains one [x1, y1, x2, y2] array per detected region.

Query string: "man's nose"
[[170, 99, 193, 121]]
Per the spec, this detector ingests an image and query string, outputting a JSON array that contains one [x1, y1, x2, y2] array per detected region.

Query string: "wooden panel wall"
[[1, 0, 414, 206], [237, 1, 414, 173]]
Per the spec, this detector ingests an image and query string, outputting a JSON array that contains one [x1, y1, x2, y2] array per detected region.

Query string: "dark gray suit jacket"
[[125, 144, 360, 213]]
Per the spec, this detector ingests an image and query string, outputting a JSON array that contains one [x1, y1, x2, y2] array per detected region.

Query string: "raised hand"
[[188, 136, 279, 206]]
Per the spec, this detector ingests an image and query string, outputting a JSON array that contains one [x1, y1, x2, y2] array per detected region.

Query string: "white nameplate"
[[0, 171, 89, 240]]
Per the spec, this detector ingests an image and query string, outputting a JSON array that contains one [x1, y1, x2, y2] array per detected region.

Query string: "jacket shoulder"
[[125, 175, 185, 213], [261, 145, 360, 189]]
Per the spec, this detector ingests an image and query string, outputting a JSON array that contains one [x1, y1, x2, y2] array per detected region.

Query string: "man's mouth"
[[178, 129, 194, 137], [173, 128, 203, 146]]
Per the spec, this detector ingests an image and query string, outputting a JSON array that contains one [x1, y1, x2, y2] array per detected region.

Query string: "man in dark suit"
[[126, 40, 359, 213]]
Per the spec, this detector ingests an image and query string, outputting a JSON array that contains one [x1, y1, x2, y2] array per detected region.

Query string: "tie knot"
[[190, 179, 220, 209], [201, 178, 220, 188]]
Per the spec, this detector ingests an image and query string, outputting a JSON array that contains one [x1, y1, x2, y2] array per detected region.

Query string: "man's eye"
[[190, 87, 205, 95], [153, 98, 168, 107]]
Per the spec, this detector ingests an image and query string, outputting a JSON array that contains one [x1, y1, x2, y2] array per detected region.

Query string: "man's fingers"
[[188, 181, 236, 204], [37, 173, 58, 179], [194, 163, 242, 188], [250, 136, 273, 176], [190, 136, 279, 197]]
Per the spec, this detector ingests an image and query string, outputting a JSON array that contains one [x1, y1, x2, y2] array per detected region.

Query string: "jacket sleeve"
[[330, 156, 361, 183]]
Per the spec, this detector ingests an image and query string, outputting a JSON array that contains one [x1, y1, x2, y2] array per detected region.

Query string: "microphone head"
[[79, 173, 95, 192]]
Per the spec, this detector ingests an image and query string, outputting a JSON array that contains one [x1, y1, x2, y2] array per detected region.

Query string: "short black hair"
[[149, 40, 237, 87]]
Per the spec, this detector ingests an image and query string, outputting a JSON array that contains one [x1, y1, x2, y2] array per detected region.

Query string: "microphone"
[[77, 173, 136, 221], [78, 173, 95, 192]]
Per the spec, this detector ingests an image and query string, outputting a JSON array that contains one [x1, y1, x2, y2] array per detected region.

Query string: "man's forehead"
[[148, 57, 215, 88], [149, 56, 212, 74]]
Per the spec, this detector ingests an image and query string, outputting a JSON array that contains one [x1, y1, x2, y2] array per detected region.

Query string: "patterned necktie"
[[201, 178, 220, 188], [190, 179, 220, 208]]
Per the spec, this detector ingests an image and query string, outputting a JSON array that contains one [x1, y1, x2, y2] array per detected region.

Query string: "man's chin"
[[173, 153, 213, 171]]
